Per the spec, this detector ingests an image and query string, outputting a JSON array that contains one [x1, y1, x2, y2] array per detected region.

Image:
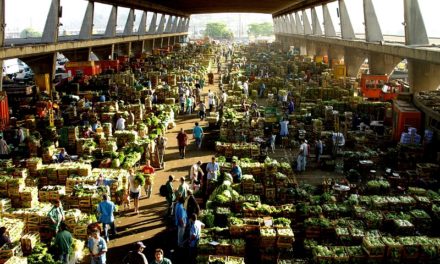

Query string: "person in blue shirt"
[[57, 149, 69, 163], [87, 230, 107, 264], [192, 122, 204, 149], [230, 161, 242, 183], [97, 194, 117, 242], [259, 82, 266, 98], [288, 99, 295, 114], [188, 213, 204, 264], [175, 196, 187, 248]]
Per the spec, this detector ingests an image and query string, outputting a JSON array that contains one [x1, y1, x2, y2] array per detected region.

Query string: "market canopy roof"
[[98, 0, 331, 17]]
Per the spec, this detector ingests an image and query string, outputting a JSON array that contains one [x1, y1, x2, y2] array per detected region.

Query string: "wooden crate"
[[79, 197, 91, 207], [229, 225, 245, 237], [264, 187, 276, 200], [0, 244, 22, 264], [20, 232, 40, 255]]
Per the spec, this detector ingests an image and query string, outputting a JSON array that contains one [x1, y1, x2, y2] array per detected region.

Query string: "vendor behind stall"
[[230, 161, 242, 183]]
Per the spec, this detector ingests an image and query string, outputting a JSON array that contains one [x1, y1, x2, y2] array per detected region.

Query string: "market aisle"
[[105, 69, 222, 263]]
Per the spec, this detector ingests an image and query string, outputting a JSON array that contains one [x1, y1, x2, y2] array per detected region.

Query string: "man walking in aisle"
[[155, 134, 167, 169], [175, 197, 187, 248], [297, 139, 308, 172], [192, 122, 204, 150], [176, 128, 188, 159], [97, 194, 117, 242]]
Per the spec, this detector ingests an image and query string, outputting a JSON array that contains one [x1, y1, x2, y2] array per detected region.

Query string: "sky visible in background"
[[4, 0, 440, 38]]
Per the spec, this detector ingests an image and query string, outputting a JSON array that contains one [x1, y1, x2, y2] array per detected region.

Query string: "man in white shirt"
[[0, 137, 9, 157], [205, 157, 219, 195], [115, 115, 126, 131], [297, 139, 308, 172], [221, 91, 228, 104], [243, 81, 249, 98], [279, 119, 289, 137], [190, 161, 204, 190], [208, 90, 215, 111]]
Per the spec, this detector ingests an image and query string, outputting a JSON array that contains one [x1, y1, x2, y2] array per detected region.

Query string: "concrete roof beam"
[[137, 11, 148, 35], [311, 7, 322, 36], [404, 0, 429, 46], [79, 1, 94, 40], [363, 0, 383, 43], [123, 8, 135, 36], [104, 5, 117, 38], [295, 12, 304, 35], [148, 13, 158, 34], [322, 4, 336, 37], [339, 0, 355, 40], [302, 10, 312, 35], [42, 0, 60, 43]]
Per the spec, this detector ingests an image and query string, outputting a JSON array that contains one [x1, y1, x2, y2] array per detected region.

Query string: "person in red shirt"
[[176, 128, 188, 159], [142, 160, 155, 198], [142, 160, 155, 174]]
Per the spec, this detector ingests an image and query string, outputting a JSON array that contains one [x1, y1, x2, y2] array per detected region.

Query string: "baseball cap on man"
[[136, 242, 146, 248]]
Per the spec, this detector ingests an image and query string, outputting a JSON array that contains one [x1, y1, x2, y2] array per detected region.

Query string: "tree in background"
[[248, 22, 273, 37], [204, 22, 233, 40], [20, 28, 42, 38]]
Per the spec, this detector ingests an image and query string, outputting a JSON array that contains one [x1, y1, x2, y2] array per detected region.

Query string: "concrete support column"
[[344, 47, 367, 77], [131, 41, 143, 58], [298, 40, 307, 55], [42, 0, 60, 43], [123, 9, 135, 36], [157, 14, 166, 34], [282, 36, 290, 52], [148, 13, 157, 34], [184, 18, 190, 32], [404, 0, 429, 45], [171, 17, 178, 33], [302, 10, 312, 35], [177, 17, 184, 33], [295, 13, 304, 34], [327, 45, 345, 66], [144, 39, 153, 54], [0, 0, 5, 91], [79, 1, 94, 40], [273, 18, 279, 34], [363, 0, 383, 42], [408, 59, 440, 92], [165, 15, 173, 33], [311, 7, 323, 36], [0, 0, 4, 46], [22, 53, 57, 91], [289, 14, 297, 34], [153, 38, 159, 49], [306, 41, 317, 56], [323, 4, 336, 37], [282, 16, 288, 34], [339, 0, 355, 40], [137, 11, 147, 35], [368, 53, 401, 75], [104, 5, 117, 37], [123, 43, 131, 57], [92, 45, 113, 60]]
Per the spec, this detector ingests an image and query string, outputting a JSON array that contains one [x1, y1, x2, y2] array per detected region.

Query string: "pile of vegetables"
[[200, 209, 215, 228], [209, 181, 241, 206], [362, 236, 385, 256], [273, 217, 291, 227], [27, 242, 60, 264], [367, 180, 390, 193]]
